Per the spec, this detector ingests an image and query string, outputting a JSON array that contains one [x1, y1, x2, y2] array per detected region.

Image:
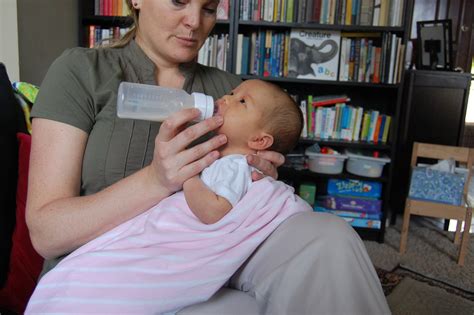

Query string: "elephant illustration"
[[288, 38, 339, 78]]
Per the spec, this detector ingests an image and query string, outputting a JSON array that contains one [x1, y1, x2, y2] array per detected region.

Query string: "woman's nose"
[[183, 7, 201, 30]]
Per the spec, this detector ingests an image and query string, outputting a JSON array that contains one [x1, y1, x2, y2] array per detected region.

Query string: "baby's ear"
[[248, 132, 274, 150]]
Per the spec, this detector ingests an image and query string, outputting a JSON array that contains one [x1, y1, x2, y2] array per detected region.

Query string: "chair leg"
[[400, 200, 411, 254], [458, 208, 472, 266], [454, 220, 462, 245]]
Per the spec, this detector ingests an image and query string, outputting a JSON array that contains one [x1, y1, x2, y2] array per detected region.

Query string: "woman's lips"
[[175, 36, 197, 46]]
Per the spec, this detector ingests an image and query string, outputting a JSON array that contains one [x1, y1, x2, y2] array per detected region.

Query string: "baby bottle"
[[117, 82, 214, 122]]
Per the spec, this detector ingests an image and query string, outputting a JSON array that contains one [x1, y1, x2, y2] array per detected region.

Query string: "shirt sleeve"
[[31, 48, 96, 133], [200, 156, 253, 207]]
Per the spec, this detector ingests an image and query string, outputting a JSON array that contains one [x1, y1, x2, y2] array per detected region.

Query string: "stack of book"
[[239, 0, 405, 26], [299, 94, 391, 143], [93, 0, 130, 16], [314, 179, 383, 229], [339, 32, 405, 84], [87, 26, 129, 48]]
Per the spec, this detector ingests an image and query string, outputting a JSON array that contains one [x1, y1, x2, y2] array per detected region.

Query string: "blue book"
[[343, 217, 381, 229], [259, 30, 266, 76], [314, 205, 381, 220], [241, 36, 250, 75]]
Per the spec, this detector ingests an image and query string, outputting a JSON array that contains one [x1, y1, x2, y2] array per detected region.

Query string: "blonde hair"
[[108, 0, 138, 48]]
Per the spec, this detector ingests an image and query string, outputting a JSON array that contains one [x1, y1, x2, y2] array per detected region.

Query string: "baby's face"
[[214, 80, 272, 144]]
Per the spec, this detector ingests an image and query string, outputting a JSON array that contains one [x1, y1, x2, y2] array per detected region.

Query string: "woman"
[[26, 0, 390, 314]]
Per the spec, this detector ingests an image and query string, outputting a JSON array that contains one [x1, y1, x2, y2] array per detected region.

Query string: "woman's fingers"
[[158, 113, 224, 154], [256, 150, 285, 167], [156, 108, 201, 142], [176, 134, 227, 166], [246, 151, 285, 180], [150, 111, 226, 193], [177, 150, 221, 182]]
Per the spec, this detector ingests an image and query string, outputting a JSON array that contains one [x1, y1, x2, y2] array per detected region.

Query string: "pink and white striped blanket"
[[26, 178, 311, 314]]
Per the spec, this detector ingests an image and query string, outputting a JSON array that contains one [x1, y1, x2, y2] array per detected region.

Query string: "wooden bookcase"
[[79, 0, 415, 242]]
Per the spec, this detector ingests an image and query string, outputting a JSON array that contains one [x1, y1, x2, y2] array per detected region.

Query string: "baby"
[[26, 79, 309, 314], [184, 79, 303, 224]]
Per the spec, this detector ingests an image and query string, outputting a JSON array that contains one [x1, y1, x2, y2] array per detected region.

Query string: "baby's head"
[[215, 79, 303, 155]]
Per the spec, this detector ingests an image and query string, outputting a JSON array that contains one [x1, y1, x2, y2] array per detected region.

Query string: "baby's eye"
[[229, 92, 234, 95], [240, 99, 246, 104]]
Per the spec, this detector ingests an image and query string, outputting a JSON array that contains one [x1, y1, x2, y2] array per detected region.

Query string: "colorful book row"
[[299, 100, 391, 143], [92, 0, 229, 20], [94, 0, 130, 16], [239, 0, 405, 27], [339, 32, 405, 84], [231, 29, 404, 84], [87, 25, 130, 48]]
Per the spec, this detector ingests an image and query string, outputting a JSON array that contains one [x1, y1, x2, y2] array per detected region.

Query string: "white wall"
[[0, 0, 20, 82]]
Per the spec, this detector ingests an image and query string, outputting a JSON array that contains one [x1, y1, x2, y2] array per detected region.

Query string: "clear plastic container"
[[305, 147, 347, 174], [345, 150, 391, 178], [117, 82, 214, 122]]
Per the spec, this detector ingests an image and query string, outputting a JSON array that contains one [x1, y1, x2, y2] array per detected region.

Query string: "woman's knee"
[[284, 211, 359, 245]]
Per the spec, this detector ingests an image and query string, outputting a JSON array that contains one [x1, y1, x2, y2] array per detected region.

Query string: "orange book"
[[117, 0, 123, 16], [111, 0, 116, 16], [373, 47, 381, 83], [373, 115, 383, 142]]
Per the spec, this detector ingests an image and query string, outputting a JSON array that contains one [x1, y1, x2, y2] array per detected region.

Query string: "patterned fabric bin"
[[408, 167, 467, 206]]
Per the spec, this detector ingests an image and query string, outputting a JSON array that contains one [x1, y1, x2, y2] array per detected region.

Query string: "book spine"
[[286, 0, 294, 22], [320, 195, 382, 213], [94, 0, 100, 15], [89, 25, 95, 48], [307, 95, 314, 138], [382, 115, 391, 143], [343, 217, 381, 229], [300, 100, 308, 138]]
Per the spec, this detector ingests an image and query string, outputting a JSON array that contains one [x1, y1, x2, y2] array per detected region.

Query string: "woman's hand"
[[149, 108, 227, 195], [246, 150, 285, 181]]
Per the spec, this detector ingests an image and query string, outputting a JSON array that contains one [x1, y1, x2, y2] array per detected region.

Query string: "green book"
[[307, 95, 314, 138], [286, 0, 294, 23]]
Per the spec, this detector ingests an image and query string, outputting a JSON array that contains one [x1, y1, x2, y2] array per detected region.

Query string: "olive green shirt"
[[31, 40, 242, 274]]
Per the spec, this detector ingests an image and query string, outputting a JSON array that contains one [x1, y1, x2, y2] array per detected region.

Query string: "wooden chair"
[[399, 142, 473, 266]]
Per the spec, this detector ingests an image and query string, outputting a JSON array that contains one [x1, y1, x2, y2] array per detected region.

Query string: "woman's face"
[[135, 0, 218, 65]]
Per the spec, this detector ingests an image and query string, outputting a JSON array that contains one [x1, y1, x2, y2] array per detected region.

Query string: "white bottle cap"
[[192, 92, 214, 121]]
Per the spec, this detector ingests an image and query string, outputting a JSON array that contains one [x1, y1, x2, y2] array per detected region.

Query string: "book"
[[312, 95, 351, 107], [300, 100, 308, 138], [382, 115, 391, 142], [313, 206, 382, 229], [314, 205, 382, 220], [327, 179, 383, 199], [217, 0, 229, 20], [318, 195, 382, 213], [342, 217, 382, 229], [288, 29, 340, 81], [236, 34, 243, 74], [241, 35, 250, 75]]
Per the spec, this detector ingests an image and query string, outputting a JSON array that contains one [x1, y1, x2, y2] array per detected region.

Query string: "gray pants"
[[181, 212, 390, 315]]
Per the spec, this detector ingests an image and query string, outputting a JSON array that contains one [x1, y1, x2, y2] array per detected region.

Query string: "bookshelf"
[[79, 0, 415, 243]]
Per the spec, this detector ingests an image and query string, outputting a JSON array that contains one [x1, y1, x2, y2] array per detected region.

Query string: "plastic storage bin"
[[345, 150, 391, 178], [305, 147, 347, 174]]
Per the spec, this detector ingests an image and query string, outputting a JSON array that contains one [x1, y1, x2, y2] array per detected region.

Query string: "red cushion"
[[0, 133, 44, 314]]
